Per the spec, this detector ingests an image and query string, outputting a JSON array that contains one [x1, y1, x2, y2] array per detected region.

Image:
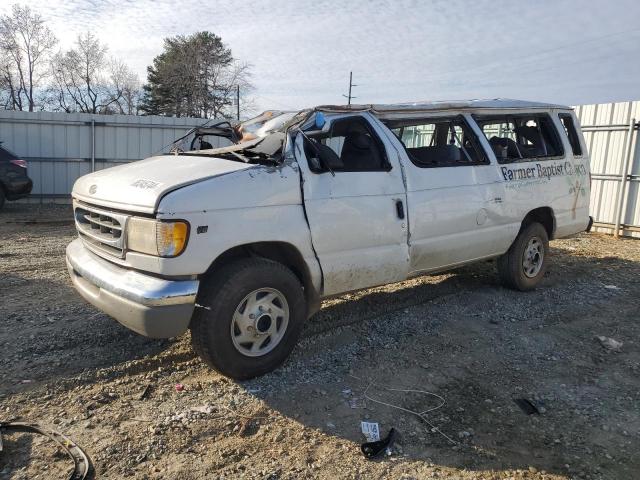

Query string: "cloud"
[[2, 0, 640, 112]]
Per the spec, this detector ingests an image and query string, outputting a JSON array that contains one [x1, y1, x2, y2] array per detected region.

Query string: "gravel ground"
[[1, 203, 639, 480]]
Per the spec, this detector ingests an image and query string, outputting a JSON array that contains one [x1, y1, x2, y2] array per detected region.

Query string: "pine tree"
[[140, 32, 248, 118]]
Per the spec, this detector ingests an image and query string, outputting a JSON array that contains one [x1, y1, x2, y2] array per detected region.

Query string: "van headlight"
[[127, 218, 189, 257]]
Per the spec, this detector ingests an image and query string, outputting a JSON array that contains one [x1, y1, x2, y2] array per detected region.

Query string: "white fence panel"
[[575, 101, 640, 238], [0, 110, 228, 204]]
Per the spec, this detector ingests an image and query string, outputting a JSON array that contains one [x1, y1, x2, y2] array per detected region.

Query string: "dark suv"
[[0, 144, 33, 209]]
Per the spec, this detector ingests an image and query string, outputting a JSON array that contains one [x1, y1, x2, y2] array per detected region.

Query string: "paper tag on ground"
[[361, 421, 380, 442]]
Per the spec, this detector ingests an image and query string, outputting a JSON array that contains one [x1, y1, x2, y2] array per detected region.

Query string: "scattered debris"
[[361, 428, 397, 459], [352, 375, 459, 445], [361, 421, 380, 442], [190, 405, 214, 414], [3, 209, 640, 479], [603, 285, 620, 290], [596, 336, 623, 352], [0, 421, 92, 480], [174, 383, 185, 392], [138, 384, 152, 400], [514, 398, 541, 415]]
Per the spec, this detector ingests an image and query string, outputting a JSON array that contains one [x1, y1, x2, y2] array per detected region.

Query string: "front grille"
[[74, 202, 128, 258]]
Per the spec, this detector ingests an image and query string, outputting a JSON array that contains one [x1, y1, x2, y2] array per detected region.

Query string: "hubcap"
[[230, 288, 289, 357], [522, 236, 544, 278]]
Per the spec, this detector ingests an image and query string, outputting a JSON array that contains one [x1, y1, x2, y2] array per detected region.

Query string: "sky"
[[2, 0, 640, 113]]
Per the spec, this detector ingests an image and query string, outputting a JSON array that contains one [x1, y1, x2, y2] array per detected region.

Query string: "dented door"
[[295, 113, 409, 296]]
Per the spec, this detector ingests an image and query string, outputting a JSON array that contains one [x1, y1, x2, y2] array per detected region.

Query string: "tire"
[[190, 258, 306, 380], [0, 187, 5, 210], [497, 222, 549, 291]]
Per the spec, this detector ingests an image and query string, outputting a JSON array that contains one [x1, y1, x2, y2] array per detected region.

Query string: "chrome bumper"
[[66, 238, 199, 338]]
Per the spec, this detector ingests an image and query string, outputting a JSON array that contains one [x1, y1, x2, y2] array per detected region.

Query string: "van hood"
[[73, 155, 254, 213]]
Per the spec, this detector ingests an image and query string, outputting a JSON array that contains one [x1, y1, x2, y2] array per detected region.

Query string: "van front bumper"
[[66, 238, 199, 338]]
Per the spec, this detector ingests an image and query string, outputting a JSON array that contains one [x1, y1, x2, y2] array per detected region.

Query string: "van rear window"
[[475, 114, 564, 163], [558, 114, 583, 156]]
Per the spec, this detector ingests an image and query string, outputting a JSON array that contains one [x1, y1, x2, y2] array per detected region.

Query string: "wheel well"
[[203, 242, 319, 313], [522, 207, 555, 239]]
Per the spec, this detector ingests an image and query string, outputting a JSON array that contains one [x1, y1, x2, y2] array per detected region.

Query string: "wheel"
[[0, 187, 5, 210], [497, 222, 549, 291], [190, 258, 306, 379]]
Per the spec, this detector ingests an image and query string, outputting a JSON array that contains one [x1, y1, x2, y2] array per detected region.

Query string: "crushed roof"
[[315, 98, 571, 114]]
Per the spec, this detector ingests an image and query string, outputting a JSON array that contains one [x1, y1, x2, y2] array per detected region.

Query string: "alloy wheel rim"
[[522, 236, 544, 278], [230, 288, 289, 357]]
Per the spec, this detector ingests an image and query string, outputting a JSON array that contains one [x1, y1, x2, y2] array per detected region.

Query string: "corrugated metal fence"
[[0, 110, 226, 204], [576, 101, 639, 238], [1, 105, 639, 238]]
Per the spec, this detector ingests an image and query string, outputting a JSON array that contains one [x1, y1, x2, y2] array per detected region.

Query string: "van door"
[[384, 114, 511, 274], [294, 113, 409, 296]]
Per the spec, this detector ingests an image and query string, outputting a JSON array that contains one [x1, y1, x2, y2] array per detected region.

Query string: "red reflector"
[[10, 159, 27, 168]]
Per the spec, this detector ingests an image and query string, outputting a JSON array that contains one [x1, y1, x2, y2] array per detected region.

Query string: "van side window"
[[386, 116, 488, 168], [558, 113, 583, 156], [475, 114, 564, 163], [303, 116, 390, 172]]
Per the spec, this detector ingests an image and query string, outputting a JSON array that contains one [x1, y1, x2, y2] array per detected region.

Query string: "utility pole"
[[342, 71, 357, 105], [236, 84, 240, 121]]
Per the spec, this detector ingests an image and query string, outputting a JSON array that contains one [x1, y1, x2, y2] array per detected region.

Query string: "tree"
[[0, 4, 57, 111], [109, 59, 142, 115], [140, 31, 252, 118], [48, 32, 141, 114]]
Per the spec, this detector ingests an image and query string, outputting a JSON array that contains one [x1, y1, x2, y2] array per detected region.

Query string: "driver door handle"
[[395, 199, 405, 220]]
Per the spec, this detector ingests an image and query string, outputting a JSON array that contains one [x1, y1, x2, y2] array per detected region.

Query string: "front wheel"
[[497, 222, 549, 291], [190, 258, 306, 379]]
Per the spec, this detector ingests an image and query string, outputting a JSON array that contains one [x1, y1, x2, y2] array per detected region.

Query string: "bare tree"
[[0, 4, 57, 111], [108, 59, 141, 114], [48, 32, 140, 114], [50, 32, 110, 113]]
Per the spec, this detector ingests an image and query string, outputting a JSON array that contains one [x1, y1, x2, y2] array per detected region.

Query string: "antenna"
[[342, 71, 358, 105]]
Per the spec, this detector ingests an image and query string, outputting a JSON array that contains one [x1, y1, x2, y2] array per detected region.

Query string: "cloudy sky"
[[2, 0, 640, 112]]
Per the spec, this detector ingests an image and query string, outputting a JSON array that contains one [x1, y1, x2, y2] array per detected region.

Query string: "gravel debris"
[[1, 203, 639, 479]]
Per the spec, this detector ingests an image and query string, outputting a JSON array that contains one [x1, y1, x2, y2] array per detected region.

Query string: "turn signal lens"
[[156, 221, 189, 257], [127, 218, 189, 257]]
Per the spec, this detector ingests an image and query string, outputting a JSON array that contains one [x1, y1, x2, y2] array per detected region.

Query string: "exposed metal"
[[575, 101, 640, 238]]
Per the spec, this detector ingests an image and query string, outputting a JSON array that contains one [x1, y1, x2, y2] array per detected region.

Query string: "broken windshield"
[[170, 110, 298, 154], [180, 131, 288, 165]]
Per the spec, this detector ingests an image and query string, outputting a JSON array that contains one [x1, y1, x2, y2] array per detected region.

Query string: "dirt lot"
[[1, 203, 639, 480]]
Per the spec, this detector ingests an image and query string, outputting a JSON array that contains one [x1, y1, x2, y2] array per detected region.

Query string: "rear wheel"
[[190, 258, 306, 379], [497, 222, 549, 291]]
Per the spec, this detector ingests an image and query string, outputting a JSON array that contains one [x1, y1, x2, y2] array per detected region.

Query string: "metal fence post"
[[91, 118, 96, 172], [613, 118, 636, 238]]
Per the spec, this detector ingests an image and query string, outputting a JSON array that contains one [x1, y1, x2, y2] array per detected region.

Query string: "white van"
[[66, 100, 592, 379]]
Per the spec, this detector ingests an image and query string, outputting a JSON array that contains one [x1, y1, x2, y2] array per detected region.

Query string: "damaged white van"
[[66, 100, 592, 379]]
